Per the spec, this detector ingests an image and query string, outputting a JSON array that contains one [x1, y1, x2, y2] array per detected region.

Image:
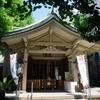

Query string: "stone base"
[[13, 90, 26, 94]]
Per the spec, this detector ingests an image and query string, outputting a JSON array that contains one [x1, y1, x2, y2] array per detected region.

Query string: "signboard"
[[77, 55, 91, 99], [76, 55, 88, 87], [65, 72, 70, 79], [10, 53, 18, 85]]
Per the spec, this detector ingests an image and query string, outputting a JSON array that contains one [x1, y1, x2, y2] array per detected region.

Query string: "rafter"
[[50, 26, 53, 34], [12, 45, 25, 50], [36, 34, 49, 42], [49, 34, 52, 42], [12, 47, 25, 52], [53, 32, 71, 42], [9, 42, 24, 49], [56, 24, 81, 38], [77, 44, 89, 50], [52, 34, 66, 43], [28, 32, 48, 42]]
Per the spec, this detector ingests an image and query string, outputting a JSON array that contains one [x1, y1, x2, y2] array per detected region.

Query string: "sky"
[[32, 5, 52, 22], [97, 0, 100, 6], [32, 0, 100, 22]]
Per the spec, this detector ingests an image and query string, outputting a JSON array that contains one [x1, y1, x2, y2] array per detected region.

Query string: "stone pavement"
[[5, 87, 100, 100]]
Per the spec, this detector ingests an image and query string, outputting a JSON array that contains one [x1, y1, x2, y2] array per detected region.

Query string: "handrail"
[[30, 82, 33, 100]]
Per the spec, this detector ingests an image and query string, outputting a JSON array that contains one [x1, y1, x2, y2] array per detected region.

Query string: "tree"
[[0, 0, 34, 53], [0, 0, 34, 34], [21, 0, 100, 42], [0, 7, 13, 33]]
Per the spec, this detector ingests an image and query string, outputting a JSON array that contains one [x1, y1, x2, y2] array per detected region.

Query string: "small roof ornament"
[[51, 5, 54, 14]]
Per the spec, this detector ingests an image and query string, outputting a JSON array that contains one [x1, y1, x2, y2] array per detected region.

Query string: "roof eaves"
[[0, 13, 79, 37], [0, 13, 59, 37]]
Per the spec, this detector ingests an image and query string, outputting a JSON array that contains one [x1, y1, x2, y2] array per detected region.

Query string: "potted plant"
[[0, 77, 17, 99]]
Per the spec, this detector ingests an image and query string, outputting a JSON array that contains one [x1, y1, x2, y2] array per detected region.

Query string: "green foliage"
[[0, 0, 34, 53], [0, 0, 34, 34], [0, 7, 13, 33], [73, 13, 88, 28], [13, 14, 34, 27], [21, 0, 100, 42], [0, 77, 17, 90], [72, 12, 100, 42]]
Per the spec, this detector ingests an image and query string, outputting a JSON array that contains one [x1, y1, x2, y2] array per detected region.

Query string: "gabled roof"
[[0, 13, 77, 37], [1, 13, 100, 59]]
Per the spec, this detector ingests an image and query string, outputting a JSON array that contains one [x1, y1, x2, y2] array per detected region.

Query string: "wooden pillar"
[[22, 49, 28, 91], [72, 49, 78, 82], [62, 57, 69, 80], [3, 45, 10, 77], [3, 54, 8, 77]]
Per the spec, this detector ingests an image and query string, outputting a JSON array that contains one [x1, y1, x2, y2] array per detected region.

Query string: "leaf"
[[3, 77, 17, 89], [0, 81, 3, 89], [44, 5, 47, 8], [96, 7, 100, 9], [48, 7, 51, 9], [3, 77, 7, 84]]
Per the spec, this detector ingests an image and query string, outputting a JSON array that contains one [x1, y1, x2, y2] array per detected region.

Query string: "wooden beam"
[[72, 44, 77, 49], [23, 37, 28, 47], [23, 37, 28, 43], [31, 56, 64, 60], [65, 49, 72, 56], [28, 42, 72, 48], [71, 38, 81, 50], [29, 49, 71, 54], [72, 38, 80, 46]]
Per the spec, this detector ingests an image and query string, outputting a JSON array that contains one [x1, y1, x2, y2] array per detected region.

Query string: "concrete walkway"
[[5, 87, 100, 100]]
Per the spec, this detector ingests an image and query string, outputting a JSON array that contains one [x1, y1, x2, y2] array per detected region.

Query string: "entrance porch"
[[26, 58, 68, 91]]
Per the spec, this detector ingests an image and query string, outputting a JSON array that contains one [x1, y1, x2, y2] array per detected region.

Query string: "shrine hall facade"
[[1, 13, 100, 92]]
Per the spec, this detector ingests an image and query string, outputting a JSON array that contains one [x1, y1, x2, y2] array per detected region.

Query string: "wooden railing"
[[27, 79, 41, 90], [27, 79, 58, 91]]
